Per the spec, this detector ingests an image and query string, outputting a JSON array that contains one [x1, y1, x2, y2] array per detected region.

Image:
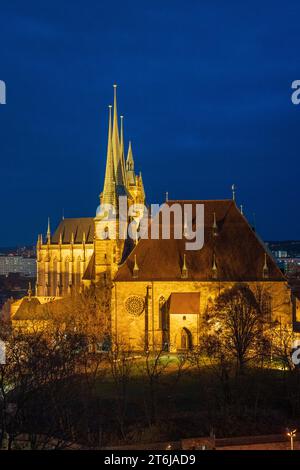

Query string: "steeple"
[[101, 105, 116, 206], [126, 141, 136, 185], [126, 141, 134, 171], [120, 115, 127, 186], [112, 84, 126, 190]]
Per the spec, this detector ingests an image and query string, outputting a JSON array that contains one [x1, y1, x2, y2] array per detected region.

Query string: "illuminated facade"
[[10, 86, 298, 351], [35, 85, 145, 298]]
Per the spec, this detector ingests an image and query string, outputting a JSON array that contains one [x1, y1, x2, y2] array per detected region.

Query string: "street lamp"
[[287, 429, 297, 450]]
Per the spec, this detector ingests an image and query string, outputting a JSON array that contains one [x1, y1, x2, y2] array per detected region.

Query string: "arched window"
[[37, 256, 44, 294], [262, 293, 272, 322], [64, 257, 70, 293]]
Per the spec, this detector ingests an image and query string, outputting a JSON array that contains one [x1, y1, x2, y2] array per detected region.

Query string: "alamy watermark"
[[292, 340, 300, 366], [0, 80, 6, 104], [0, 339, 6, 365], [291, 80, 300, 105], [95, 197, 204, 251]]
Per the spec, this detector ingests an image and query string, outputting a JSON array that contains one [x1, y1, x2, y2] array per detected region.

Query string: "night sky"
[[1, 0, 300, 246]]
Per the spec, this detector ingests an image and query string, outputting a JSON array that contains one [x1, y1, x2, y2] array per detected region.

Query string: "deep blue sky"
[[0, 0, 300, 246]]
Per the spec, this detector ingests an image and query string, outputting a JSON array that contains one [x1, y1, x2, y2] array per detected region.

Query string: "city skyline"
[[1, 1, 300, 246]]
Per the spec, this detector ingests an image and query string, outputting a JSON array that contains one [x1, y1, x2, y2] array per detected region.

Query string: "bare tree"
[[108, 342, 135, 440], [205, 283, 263, 375], [139, 345, 171, 426]]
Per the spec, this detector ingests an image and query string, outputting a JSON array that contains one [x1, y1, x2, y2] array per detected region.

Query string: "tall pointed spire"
[[112, 84, 126, 189], [120, 115, 127, 186], [126, 141, 134, 170], [126, 141, 136, 185], [102, 105, 116, 206]]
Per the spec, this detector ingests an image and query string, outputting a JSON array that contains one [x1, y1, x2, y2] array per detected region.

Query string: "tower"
[[126, 142, 146, 206], [94, 85, 137, 280]]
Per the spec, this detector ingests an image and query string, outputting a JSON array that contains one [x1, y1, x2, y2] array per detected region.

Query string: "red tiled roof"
[[114, 200, 285, 282]]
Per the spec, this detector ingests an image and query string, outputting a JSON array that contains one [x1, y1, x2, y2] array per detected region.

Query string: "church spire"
[[126, 141, 136, 185], [120, 115, 127, 187], [112, 84, 126, 189], [126, 141, 134, 170], [101, 105, 116, 206]]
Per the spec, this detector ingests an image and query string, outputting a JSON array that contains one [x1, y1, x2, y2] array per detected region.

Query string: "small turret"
[[27, 282, 32, 300], [263, 253, 269, 279], [133, 254, 139, 278], [212, 212, 218, 237], [126, 141, 136, 185], [212, 253, 218, 279], [181, 253, 188, 279], [47, 217, 51, 244], [120, 115, 127, 186]]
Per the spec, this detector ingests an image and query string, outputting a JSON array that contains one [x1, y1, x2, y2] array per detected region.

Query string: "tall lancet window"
[[76, 257, 81, 288], [262, 293, 272, 322], [64, 257, 70, 294], [52, 258, 57, 297]]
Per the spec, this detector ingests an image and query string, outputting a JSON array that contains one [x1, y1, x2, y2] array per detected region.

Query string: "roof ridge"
[[167, 199, 233, 202]]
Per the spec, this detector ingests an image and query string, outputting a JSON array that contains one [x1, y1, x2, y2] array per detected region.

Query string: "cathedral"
[[10, 86, 299, 351]]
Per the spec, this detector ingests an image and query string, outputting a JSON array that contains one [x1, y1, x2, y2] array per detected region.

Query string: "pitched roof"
[[51, 218, 94, 244], [114, 200, 285, 282]]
